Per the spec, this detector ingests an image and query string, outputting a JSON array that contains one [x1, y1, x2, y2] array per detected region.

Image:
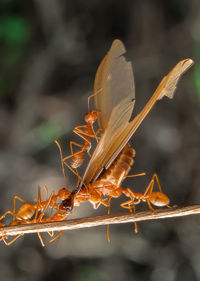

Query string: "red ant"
[[121, 173, 170, 212], [62, 89, 102, 179], [0, 187, 58, 246], [52, 143, 146, 241]]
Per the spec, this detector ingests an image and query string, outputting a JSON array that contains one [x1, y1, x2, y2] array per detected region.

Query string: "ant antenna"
[[88, 88, 103, 111], [55, 139, 70, 188]]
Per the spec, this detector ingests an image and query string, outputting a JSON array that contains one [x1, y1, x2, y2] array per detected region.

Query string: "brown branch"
[[1, 205, 200, 237]]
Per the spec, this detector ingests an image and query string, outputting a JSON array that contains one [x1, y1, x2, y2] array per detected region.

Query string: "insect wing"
[[103, 58, 194, 170], [81, 40, 135, 185], [82, 56, 193, 185], [94, 39, 135, 130]]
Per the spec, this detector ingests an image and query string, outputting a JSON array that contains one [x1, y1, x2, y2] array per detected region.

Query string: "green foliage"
[[0, 15, 31, 45], [0, 14, 32, 98], [193, 64, 200, 101], [193, 37, 200, 101], [36, 121, 63, 145]]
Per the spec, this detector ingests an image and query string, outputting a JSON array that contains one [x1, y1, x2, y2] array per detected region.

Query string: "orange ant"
[[54, 143, 146, 241], [62, 89, 102, 179], [0, 187, 58, 246], [121, 173, 170, 212]]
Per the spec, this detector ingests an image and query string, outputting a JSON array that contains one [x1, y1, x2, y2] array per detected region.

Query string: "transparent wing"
[[81, 57, 193, 184], [94, 39, 135, 130]]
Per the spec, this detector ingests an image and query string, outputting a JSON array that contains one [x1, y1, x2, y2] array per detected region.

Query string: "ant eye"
[[66, 207, 72, 214]]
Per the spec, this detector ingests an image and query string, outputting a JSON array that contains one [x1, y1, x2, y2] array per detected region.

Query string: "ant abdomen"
[[71, 151, 84, 168], [150, 192, 170, 207]]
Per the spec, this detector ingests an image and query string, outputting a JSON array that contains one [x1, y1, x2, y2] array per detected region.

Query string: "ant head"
[[58, 188, 71, 200], [61, 195, 74, 214], [84, 111, 100, 123]]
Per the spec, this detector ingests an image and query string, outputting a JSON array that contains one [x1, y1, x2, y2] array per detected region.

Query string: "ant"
[[62, 89, 102, 179], [121, 173, 170, 212], [0, 187, 58, 246]]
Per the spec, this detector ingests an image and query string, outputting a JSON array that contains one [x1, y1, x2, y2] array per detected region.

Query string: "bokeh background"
[[0, 0, 200, 280]]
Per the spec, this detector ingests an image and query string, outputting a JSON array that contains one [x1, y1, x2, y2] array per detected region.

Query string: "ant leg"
[[63, 160, 83, 183], [126, 172, 146, 178], [55, 140, 71, 188], [62, 141, 84, 162], [0, 210, 27, 224], [143, 177, 155, 197], [73, 126, 99, 138], [38, 193, 55, 222], [49, 231, 63, 243], [72, 130, 92, 151], [43, 185, 49, 199], [70, 140, 83, 152], [120, 200, 138, 233], [2, 233, 24, 246], [55, 140, 83, 184], [143, 173, 164, 197], [141, 179, 155, 212], [33, 187, 43, 223], [38, 191, 63, 244], [0, 210, 15, 222], [36, 232, 45, 247], [107, 197, 111, 243], [74, 119, 101, 144], [152, 173, 163, 193], [100, 199, 110, 207], [31, 187, 46, 246], [146, 199, 154, 212], [33, 187, 56, 247], [120, 189, 139, 233], [120, 193, 141, 209], [131, 204, 138, 233]]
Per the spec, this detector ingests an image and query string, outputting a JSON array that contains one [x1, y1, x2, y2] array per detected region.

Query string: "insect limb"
[[32, 187, 43, 223], [75, 125, 99, 144], [37, 232, 45, 247], [55, 140, 70, 189], [88, 87, 103, 111], [55, 139, 84, 188], [146, 199, 154, 212], [2, 233, 24, 246], [131, 204, 138, 233], [151, 173, 163, 193], [61, 142, 84, 181], [126, 172, 146, 178], [69, 140, 84, 154], [49, 231, 63, 243], [107, 197, 111, 243], [72, 130, 92, 152], [63, 160, 83, 184], [37, 191, 55, 222], [99, 198, 110, 208], [73, 126, 99, 139], [0, 210, 15, 222], [120, 191, 139, 233]]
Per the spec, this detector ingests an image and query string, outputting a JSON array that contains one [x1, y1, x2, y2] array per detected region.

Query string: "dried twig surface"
[[0, 205, 200, 237]]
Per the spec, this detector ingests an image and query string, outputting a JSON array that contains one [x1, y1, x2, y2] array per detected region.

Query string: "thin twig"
[[0, 205, 200, 237]]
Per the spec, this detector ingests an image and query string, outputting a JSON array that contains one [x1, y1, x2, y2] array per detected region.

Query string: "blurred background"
[[0, 0, 200, 280]]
